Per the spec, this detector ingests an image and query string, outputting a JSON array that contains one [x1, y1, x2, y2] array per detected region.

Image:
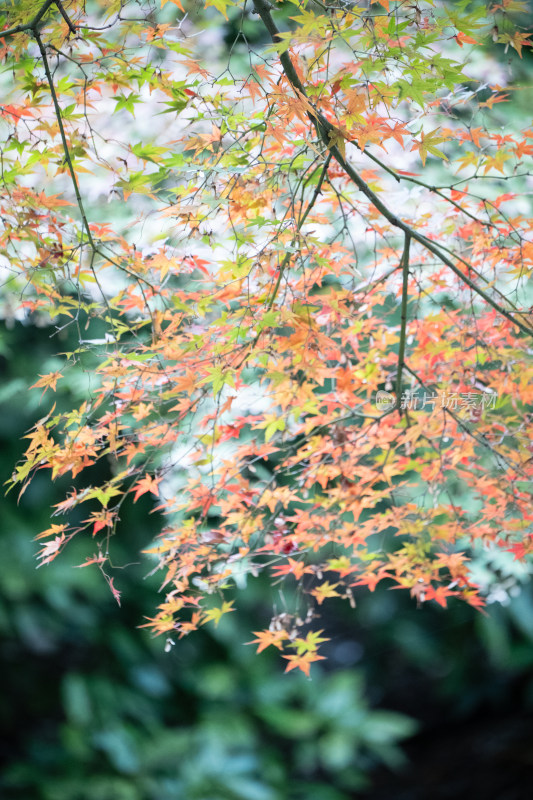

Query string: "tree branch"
[[267, 151, 332, 310], [334, 148, 533, 337], [252, 0, 533, 340], [54, 0, 77, 35], [253, 0, 306, 95], [0, 0, 55, 39], [403, 364, 519, 475], [396, 233, 411, 410], [33, 30, 96, 252]]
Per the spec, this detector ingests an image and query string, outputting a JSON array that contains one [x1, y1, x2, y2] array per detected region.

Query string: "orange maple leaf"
[[30, 371, 63, 396], [160, 0, 185, 11], [271, 558, 311, 580], [247, 629, 289, 653], [132, 474, 161, 503], [283, 651, 326, 677]]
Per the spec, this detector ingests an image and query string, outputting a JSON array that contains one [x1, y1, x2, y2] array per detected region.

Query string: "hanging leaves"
[[2, 0, 533, 674]]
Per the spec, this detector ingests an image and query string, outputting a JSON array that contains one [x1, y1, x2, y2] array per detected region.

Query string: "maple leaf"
[[505, 31, 532, 58], [327, 126, 347, 160], [411, 128, 449, 166], [86, 510, 115, 536], [30, 371, 63, 396], [479, 93, 509, 109], [514, 140, 533, 159], [247, 629, 289, 653], [107, 577, 122, 607], [310, 581, 340, 605], [289, 630, 329, 655], [139, 614, 177, 635], [283, 651, 326, 677], [327, 557, 358, 578], [345, 88, 366, 116], [482, 150, 512, 175], [132, 474, 161, 503], [455, 32, 479, 47], [204, 0, 232, 20], [203, 601, 235, 627], [271, 559, 311, 581], [455, 151, 479, 172], [37, 534, 66, 566], [469, 127, 483, 148], [424, 585, 455, 608], [76, 554, 107, 568], [160, 0, 185, 11], [507, 542, 532, 561], [35, 523, 68, 541]]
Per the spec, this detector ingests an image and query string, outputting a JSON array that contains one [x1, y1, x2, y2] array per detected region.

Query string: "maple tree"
[[2, 0, 533, 674]]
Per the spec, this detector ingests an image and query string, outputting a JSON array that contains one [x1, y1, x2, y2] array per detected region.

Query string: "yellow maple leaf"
[[203, 600, 235, 627], [30, 371, 63, 396], [327, 127, 346, 159]]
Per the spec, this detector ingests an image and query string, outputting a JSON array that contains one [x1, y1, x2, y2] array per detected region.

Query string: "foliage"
[[2, 0, 533, 673], [2, 323, 533, 797], [0, 322, 418, 799]]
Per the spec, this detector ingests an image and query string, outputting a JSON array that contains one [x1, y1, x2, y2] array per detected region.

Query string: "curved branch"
[[251, 0, 533, 340]]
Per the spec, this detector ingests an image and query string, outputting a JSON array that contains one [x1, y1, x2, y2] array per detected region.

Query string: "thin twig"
[[267, 151, 332, 309], [396, 233, 411, 410], [402, 364, 518, 475], [33, 29, 123, 342], [33, 30, 96, 251], [54, 0, 77, 35]]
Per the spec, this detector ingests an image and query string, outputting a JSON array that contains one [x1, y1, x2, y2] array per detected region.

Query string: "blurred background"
[[2, 315, 533, 800]]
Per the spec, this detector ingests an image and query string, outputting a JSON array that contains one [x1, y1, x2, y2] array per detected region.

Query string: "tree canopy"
[[2, 0, 533, 673]]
